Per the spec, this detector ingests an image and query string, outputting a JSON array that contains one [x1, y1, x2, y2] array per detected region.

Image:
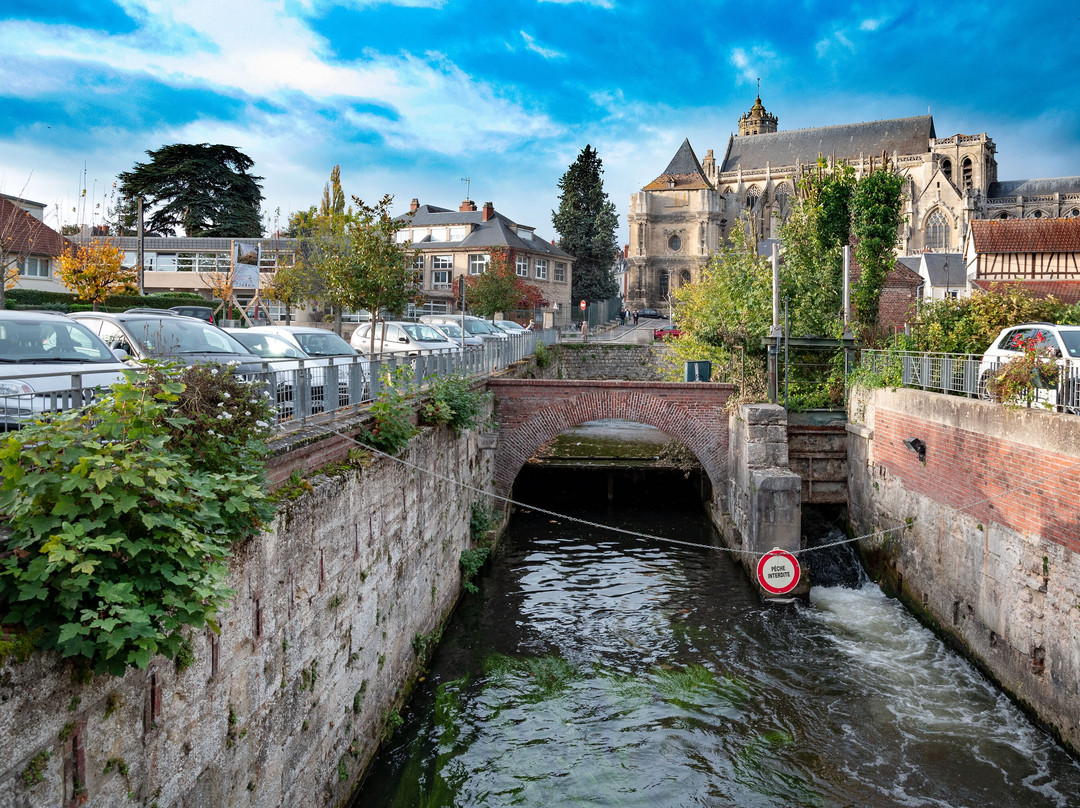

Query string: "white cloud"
[[521, 31, 565, 60], [729, 46, 778, 85]]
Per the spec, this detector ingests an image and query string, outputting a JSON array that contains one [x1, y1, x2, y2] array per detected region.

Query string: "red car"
[[653, 326, 682, 340]]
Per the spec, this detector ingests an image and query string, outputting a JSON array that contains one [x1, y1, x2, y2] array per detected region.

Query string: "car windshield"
[[1058, 330, 1080, 358], [294, 331, 355, 356], [402, 324, 449, 343], [464, 319, 499, 336], [232, 332, 305, 359], [437, 323, 463, 338], [126, 317, 248, 357], [0, 317, 115, 363]]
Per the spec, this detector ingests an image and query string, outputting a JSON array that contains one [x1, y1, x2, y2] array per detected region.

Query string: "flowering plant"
[[987, 333, 1062, 409]]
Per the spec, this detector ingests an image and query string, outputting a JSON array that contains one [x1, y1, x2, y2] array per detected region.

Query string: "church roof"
[[720, 115, 936, 173], [642, 139, 714, 191], [987, 177, 1080, 198], [970, 218, 1080, 253]]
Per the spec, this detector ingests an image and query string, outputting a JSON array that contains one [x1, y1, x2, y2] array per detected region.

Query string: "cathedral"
[[626, 94, 1080, 310]]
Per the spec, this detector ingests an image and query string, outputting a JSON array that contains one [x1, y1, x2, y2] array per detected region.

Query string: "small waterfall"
[[801, 508, 868, 589]]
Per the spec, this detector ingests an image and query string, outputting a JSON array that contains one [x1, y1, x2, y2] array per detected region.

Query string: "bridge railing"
[[2, 330, 556, 432], [857, 349, 1080, 414]]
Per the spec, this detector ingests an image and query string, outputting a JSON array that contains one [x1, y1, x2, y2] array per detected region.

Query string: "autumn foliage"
[[56, 239, 137, 310]]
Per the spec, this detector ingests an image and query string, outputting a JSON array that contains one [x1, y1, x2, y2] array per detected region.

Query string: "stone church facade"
[[626, 95, 1080, 311]]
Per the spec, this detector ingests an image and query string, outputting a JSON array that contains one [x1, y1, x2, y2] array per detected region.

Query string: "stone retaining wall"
[[0, 417, 495, 808]]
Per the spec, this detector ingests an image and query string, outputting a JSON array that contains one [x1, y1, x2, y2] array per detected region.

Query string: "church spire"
[[738, 83, 778, 136]]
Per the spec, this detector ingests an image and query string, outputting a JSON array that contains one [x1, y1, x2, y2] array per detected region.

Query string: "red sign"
[[579, 300, 586, 310], [756, 548, 801, 595]]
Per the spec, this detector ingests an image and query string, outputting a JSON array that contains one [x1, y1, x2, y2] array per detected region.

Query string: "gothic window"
[[1030, 210, 1043, 219], [680, 270, 692, 285], [1068, 209, 1079, 218], [941, 159, 952, 183], [962, 157, 973, 190], [925, 209, 949, 250], [998, 212, 1009, 219], [668, 234, 681, 252]]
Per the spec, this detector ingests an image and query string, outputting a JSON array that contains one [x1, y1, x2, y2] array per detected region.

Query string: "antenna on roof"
[[460, 177, 471, 200]]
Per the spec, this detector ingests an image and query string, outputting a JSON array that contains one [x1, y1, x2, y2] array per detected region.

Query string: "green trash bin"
[[684, 361, 712, 382]]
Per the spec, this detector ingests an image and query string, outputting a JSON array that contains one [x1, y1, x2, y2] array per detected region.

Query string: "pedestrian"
[[633, 310, 639, 326], [620, 309, 626, 326], [581, 320, 589, 342]]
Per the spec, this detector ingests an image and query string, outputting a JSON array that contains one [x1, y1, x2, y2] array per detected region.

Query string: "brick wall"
[[848, 386, 1080, 755]]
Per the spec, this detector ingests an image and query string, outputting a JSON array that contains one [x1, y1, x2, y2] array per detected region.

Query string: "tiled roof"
[[0, 196, 68, 258], [403, 204, 572, 259], [642, 140, 713, 191], [987, 177, 1080, 198], [970, 218, 1080, 253], [720, 115, 935, 173], [971, 279, 1080, 305]]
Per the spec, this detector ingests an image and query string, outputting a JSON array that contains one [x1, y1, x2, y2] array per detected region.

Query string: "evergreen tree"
[[552, 145, 619, 303], [117, 143, 264, 237]]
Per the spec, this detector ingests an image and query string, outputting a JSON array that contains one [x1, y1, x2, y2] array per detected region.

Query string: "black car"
[[638, 308, 662, 318]]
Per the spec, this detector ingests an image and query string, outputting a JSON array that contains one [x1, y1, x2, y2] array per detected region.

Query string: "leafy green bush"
[[0, 364, 275, 676], [421, 375, 489, 435], [459, 547, 490, 594], [534, 341, 551, 368], [361, 367, 417, 455]]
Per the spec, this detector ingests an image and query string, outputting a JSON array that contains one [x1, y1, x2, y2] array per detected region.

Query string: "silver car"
[[350, 321, 460, 356], [1, 311, 129, 429]]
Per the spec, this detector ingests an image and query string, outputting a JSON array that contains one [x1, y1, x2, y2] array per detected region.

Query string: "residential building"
[[965, 217, 1080, 304], [0, 194, 70, 293], [628, 93, 1080, 310], [397, 199, 573, 319]]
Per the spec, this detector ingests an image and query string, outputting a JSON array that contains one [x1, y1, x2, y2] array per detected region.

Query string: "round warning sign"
[[579, 299, 587, 310], [756, 548, 801, 595]]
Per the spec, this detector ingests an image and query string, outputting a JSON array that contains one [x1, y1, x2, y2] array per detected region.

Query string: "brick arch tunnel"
[[487, 379, 735, 502]]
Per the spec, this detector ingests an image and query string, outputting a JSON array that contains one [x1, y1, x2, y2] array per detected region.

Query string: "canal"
[[351, 421, 1080, 807]]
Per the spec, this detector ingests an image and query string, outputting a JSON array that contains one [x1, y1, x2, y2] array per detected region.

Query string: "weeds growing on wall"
[[0, 364, 275, 676], [361, 366, 417, 455], [421, 374, 490, 435]]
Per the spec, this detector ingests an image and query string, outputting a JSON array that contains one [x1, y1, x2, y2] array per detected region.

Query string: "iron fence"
[[857, 349, 1080, 414]]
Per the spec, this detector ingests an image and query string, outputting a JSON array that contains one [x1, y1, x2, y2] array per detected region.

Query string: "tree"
[[552, 145, 619, 303], [117, 143, 264, 237], [56, 239, 137, 310], [851, 162, 906, 339], [465, 247, 546, 319], [261, 252, 308, 324]]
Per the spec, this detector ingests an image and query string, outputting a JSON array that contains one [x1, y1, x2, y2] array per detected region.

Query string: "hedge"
[[4, 289, 208, 312]]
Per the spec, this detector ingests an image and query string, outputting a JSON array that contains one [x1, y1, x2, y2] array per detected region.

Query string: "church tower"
[[737, 92, 778, 136]]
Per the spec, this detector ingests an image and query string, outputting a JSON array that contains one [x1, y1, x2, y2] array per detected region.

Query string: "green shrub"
[[421, 375, 489, 435], [0, 364, 275, 676], [361, 367, 416, 455], [459, 547, 490, 594], [534, 341, 551, 368]]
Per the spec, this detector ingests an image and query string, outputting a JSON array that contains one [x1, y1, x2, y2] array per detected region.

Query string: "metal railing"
[[2, 331, 555, 432], [857, 349, 1079, 414]]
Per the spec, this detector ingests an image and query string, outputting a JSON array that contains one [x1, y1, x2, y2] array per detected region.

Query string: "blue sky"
[[1, 1, 1078, 245]]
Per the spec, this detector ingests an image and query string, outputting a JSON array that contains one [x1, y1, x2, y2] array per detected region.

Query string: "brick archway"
[[488, 379, 734, 500]]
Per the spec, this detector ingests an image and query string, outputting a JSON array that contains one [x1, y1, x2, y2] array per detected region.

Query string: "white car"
[[978, 322, 1080, 412], [492, 319, 529, 335], [427, 321, 483, 348], [240, 325, 359, 357], [419, 315, 508, 343], [1, 311, 129, 429], [350, 321, 460, 356], [225, 328, 369, 417]]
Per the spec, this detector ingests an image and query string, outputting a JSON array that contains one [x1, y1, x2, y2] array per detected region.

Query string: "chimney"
[[623, 245, 629, 258], [410, 198, 419, 213], [459, 199, 477, 212], [482, 201, 494, 221]]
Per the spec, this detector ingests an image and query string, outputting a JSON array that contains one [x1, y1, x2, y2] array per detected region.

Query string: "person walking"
[[632, 310, 639, 326], [581, 320, 589, 342]]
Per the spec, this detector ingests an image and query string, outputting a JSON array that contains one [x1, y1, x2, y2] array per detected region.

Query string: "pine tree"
[[552, 145, 619, 303]]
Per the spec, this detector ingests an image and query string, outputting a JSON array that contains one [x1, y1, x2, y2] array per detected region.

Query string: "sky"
[[2, 0, 1079, 246]]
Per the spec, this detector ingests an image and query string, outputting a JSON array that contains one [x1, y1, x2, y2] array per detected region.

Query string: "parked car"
[[68, 312, 263, 376], [419, 315, 508, 343], [240, 326, 358, 358], [1, 311, 130, 429], [978, 322, 1080, 411], [351, 321, 460, 356], [492, 319, 529, 335], [225, 329, 369, 416], [653, 326, 683, 340], [637, 308, 662, 318], [427, 321, 483, 348], [169, 305, 216, 323]]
